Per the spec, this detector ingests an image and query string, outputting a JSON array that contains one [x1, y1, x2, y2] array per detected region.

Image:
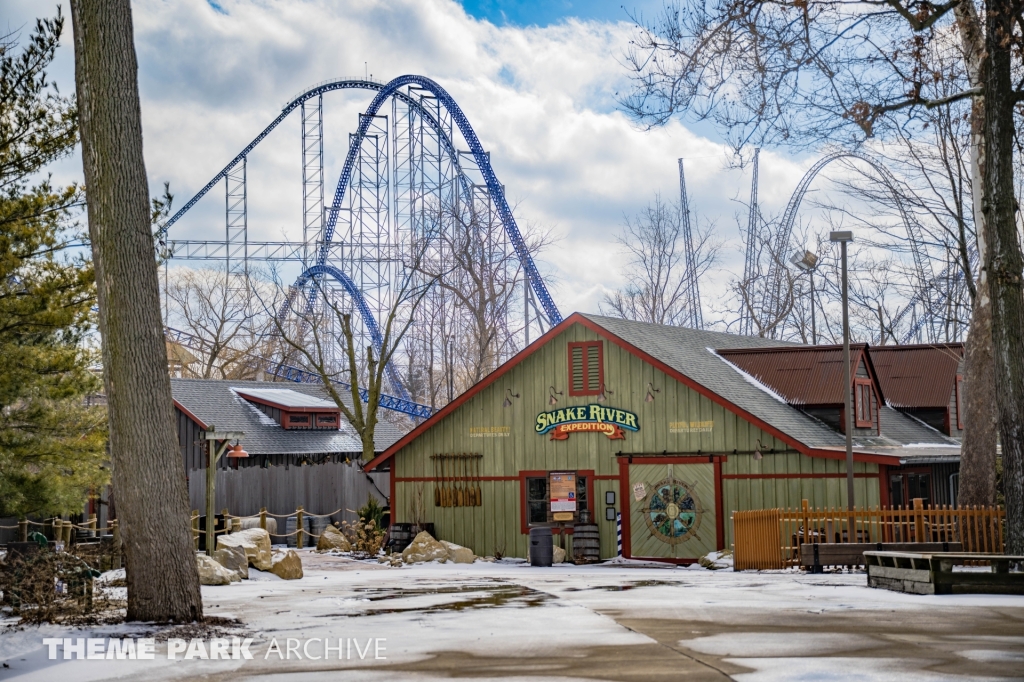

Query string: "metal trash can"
[[529, 527, 553, 567]]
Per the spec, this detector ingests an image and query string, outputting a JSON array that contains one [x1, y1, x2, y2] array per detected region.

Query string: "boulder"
[[441, 540, 476, 564], [401, 531, 448, 564], [217, 528, 272, 571], [317, 524, 351, 552], [270, 549, 303, 580], [240, 516, 278, 536], [196, 553, 236, 585], [698, 550, 733, 570], [552, 545, 566, 564], [213, 545, 249, 580]]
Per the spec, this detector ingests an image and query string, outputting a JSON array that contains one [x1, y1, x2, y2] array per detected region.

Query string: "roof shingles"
[[171, 378, 404, 456]]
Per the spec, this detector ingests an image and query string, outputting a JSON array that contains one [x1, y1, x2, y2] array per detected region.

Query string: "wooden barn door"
[[627, 461, 716, 561]]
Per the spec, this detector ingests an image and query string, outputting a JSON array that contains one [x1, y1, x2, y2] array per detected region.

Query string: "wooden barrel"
[[573, 524, 601, 564], [285, 515, 311, 548]]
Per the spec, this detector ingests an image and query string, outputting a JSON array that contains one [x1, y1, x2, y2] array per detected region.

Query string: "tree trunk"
[[955, 0, 999, 508], [983, 0, 1024, 554], [71, 0, 203, 622]]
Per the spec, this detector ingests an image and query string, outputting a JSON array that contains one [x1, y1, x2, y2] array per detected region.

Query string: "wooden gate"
[[627, 461, 716, 561]]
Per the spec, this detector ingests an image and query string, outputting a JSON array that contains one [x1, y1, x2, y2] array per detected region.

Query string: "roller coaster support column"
[[301, 96, 325, 270]]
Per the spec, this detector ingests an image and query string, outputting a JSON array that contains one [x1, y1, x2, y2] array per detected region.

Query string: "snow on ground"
[[3, 554, 1023, 681]]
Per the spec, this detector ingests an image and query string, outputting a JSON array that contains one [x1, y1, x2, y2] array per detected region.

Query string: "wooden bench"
[[800, 542, 962, 572], [865, 551, 1024, 595]]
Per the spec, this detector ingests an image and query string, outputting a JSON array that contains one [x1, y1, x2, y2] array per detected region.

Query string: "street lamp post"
[[829, 231, 855, 517], [202, 426, 246, 555], [790, 250, 819, 344]]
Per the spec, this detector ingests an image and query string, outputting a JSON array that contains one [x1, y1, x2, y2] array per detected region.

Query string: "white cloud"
[[9, 0, 895, 320]]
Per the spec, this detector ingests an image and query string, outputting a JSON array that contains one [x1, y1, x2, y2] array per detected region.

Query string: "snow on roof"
[[233, 387, 339, 410]]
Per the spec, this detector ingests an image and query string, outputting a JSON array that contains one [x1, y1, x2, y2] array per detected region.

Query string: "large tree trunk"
[[955, 0, 999, 507], [983, 0, 1024, 554], [71, 1, 203, 622]]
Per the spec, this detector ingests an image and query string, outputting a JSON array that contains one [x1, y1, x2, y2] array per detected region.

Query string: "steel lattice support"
[[678, 158, 703, 329], [165, 76, 562, 412], [301, 97, 324, 269], [741, 149, 760, 336]]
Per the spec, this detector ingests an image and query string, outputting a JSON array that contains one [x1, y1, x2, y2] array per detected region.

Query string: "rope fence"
[[4, 505, 355, 550]]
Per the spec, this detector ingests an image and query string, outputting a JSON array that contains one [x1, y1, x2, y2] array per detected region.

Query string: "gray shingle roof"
[[171, 378, 405, 456], [581, 314, 958, 458]]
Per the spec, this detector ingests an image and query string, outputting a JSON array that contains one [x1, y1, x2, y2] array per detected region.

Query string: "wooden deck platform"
[[865, 551, 1024, 595], [800, 542, 962, 572]]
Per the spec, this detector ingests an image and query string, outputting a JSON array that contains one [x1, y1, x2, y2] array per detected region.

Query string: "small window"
[[288, 414, 309, 424], [955, 374, 964, 430], [854, 379, 873, 428], [525, 473, 589, 525], [316, 414, 338, 425], [568, 341, 603, 396]]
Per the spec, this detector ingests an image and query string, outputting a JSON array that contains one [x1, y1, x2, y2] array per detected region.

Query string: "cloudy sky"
[[9, 0, 837, 322]]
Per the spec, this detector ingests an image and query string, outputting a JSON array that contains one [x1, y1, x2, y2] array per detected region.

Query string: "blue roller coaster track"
[[162, 76, 561, 417]]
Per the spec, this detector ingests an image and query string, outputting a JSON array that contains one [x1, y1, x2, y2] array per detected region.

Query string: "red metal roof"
[[716, 344, 872, 405], [869, 344, 963, 409]]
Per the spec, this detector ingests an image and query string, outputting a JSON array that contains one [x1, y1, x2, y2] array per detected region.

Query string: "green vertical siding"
[[391, 322, 881, 559]]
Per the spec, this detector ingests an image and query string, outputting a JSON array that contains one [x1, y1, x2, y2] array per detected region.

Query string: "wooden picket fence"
[[733, 499, 1006, 570]]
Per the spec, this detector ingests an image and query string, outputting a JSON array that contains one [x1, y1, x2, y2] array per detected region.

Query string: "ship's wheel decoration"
[[642, 477, 704, 544]]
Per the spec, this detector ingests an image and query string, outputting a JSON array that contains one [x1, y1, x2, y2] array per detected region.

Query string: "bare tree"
[[164, 268, 270, 379], [402, 195, 553, 408], [621, 1, 1023, 529], [602, 195, 721, 326], [260, 260, 436, 462], [71, 0, 201, 622], [731, 217, 797, 338]]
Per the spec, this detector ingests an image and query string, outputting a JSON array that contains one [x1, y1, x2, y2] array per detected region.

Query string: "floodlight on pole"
[[790, 250, 820, 343], [829, 231, 855, 516]]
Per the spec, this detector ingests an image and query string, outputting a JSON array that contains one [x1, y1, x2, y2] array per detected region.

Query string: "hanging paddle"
[[433, 455, 440, 507]]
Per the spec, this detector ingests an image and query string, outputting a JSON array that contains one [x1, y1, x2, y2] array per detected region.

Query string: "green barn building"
[[367, 314, 962, 564]]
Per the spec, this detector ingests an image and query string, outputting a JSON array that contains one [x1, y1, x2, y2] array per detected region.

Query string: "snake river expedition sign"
[[535, 404, 640, 441]]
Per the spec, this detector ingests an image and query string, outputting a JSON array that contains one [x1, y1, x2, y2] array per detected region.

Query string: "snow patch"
[[707, 348, 789, 403], [897, 442, 961, 449], [230, 389, 280, 427]]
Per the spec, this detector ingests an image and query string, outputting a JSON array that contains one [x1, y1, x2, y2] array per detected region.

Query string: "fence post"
[[18, 518, 27, 542], [89, 513, 97, 539], [64, 518, 73, 544], [296, 506, 305, 549], [913, 498, 924, 542], [801, 499, 810, 545], [260, 507, 267, 531], [53, 518, 62, 545], [112, 519, 122, 569]]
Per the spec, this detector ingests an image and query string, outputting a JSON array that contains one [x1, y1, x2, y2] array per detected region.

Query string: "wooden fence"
[[733, 499, 1006, 570]]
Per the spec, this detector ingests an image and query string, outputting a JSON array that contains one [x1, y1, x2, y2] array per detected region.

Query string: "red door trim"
[[518, 469, 595, 535], [619, 459, 631, 559], [620, 456, 722, 563]]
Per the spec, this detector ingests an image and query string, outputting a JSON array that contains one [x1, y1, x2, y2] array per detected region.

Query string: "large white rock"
[[240, 516, 278, 536], [441, 540, 476, 564], [270, 549, 303, 580], [217, 528, 272, 571], [401, 531, 448, 564], [552, 545, 566, 564], [213, 545, 249, 580], [698, 550, 733, 570], [196, 553, 236, 585], [317, 524, 351, 552]]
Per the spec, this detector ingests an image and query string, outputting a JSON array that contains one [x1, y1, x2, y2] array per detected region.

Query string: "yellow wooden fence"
[[733, 499, 1007, 570]]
